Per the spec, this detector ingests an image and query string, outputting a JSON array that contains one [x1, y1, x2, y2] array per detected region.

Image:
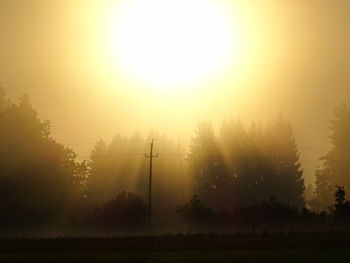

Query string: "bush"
[[87, 191, 148, 230]]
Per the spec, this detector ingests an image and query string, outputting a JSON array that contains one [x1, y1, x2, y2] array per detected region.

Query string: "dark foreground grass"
[[2, 234, 350, 262], [1, 250, 350, 263]]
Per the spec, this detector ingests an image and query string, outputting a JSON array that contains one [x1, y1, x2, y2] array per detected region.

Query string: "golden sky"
[[0, 0, 350, 182]]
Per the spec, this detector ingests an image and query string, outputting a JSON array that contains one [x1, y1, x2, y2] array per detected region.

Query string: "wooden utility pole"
[[145, 139, 158, 225]]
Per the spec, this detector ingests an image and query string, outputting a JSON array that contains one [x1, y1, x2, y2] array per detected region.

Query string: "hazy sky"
[[1, 0, 350, 183]]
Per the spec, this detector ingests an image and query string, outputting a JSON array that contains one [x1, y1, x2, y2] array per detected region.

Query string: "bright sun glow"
[[105, 0, 240, 89]]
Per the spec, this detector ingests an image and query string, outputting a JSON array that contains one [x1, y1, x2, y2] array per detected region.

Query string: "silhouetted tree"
[[87, 191, 148, 230], [234, 198, 300, 226], [187, 122, 231, 210], [176, 195, 214, 226], [87, 132, 187, 227], [334, 186, 346, 206], [148, 132, 188, 226], [332, 186, 350, 223], [87, 134, 148, 209], [177, 195, 326, 230], [219, 119, 267, 207], [310, 170, 333, 210], [312, 104, 350, 210], [263, 116, 305, 207], [0, 90, 86, 229], [189, 117, 305, 210]]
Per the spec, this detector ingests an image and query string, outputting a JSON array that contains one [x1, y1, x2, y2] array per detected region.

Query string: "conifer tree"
[[264, 116, 305, 207], [312, 103, 350, 210]]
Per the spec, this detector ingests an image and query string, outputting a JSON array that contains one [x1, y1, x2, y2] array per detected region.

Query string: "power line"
[[75, 153, 146, 159], [62, 139, 331, 152], [65, 139, 146, 146]]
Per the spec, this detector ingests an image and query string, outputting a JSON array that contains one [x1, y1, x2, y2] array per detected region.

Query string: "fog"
[[1, 0, 350, 187]]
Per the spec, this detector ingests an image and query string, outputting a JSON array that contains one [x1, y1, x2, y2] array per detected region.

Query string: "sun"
[[105, 0, 240, 89]]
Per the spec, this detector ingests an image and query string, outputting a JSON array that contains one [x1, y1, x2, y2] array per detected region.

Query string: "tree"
[[188, 117, 305, 211], [148, 133, 188, 226], [334, 186, 346, 206], [87, 134, 147, 208], [332, 186, 350, 222], [87, 138, 109, 207], [310, 170, 333, 210], [220, 117, 304, 208], [219, 119, 267, 207], [87, 132, 188, 227], [0, 90, 86, 229], [187, 121, 230, 210], [263, 116, 305, 207], [87, 191, 148, 230], [176, 195, 214, 226], [312, 104, 350, 210]]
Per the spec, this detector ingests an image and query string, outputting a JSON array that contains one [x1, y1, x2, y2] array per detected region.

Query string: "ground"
[[1, 234, 350, 262]]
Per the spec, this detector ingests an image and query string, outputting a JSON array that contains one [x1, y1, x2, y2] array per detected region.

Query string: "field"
[[2, 234, 350, 262]]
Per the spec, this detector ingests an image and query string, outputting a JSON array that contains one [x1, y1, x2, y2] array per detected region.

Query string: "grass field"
[[1, 234, 350, 262], [2, 250, 350, 263]]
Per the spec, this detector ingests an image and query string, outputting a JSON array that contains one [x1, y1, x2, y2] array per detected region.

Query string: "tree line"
[[0, 87, 350, 234]]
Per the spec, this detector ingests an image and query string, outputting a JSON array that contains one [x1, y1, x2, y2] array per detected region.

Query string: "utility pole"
[[145, 139, 158, 225]]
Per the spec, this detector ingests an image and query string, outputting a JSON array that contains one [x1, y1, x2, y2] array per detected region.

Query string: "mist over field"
[[1, 2, 350, 263]]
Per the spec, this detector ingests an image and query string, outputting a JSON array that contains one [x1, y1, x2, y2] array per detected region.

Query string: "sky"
[[0, 0, 350, 183]]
